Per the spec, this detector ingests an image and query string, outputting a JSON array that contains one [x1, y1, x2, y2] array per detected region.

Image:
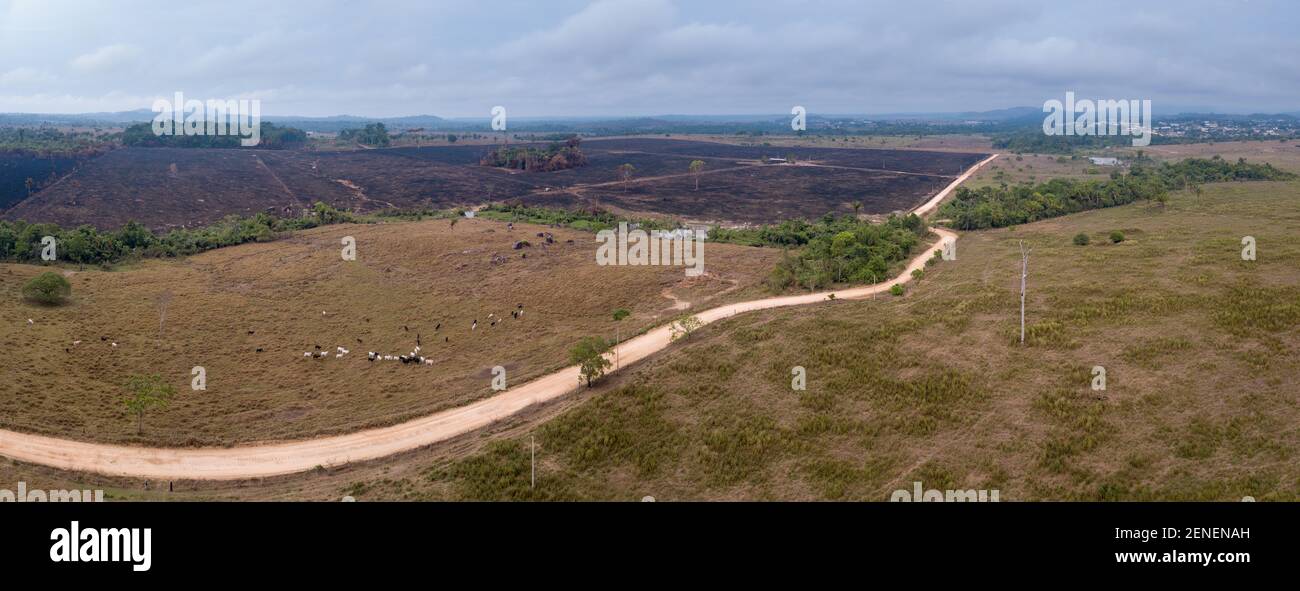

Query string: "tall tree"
[[689, 160, 705, 191]]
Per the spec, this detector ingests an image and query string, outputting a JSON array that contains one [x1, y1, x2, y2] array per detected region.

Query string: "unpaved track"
[[0, 155, 996, 480]]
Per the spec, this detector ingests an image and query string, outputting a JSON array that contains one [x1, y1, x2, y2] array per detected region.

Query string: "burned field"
[[548, 159, 951, 225], [3, 138, 986, 230]]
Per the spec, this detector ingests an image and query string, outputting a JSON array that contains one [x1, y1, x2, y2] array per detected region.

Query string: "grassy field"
[[970, 139, 1300, 190], [966, 152, 1117, 188], [312, 177, 1298, 501], [1131, 140, 1300, 173], [0, 216, 780, 446]]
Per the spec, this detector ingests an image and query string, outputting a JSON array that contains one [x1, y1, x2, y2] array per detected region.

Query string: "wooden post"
[[1019, 241, 1031, 345]]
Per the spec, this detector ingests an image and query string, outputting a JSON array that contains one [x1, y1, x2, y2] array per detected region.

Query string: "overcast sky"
[[1, 0, 1297, 117]]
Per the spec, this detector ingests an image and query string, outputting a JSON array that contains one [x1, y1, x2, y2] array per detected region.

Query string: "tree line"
[[479, 136, 587, 172], [338, 123, 391, 147], [0, 202, 355, 265], [122, 122, 307, 149], [939, 157, 1296, 230]]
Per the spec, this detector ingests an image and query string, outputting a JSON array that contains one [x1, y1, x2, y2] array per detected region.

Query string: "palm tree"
[[618, 163, 635, 192], [689, 160, 705, 191]]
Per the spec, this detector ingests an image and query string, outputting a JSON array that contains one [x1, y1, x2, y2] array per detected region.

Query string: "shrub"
[[1073, 233, 1090, 246], [1110, 231, 1125, 244], [889, 284, 904, 296], [22, 272, 71, 305]]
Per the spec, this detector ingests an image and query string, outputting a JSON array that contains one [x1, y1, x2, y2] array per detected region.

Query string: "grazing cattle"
[[435, 323, 441, 331], [27, 319, 33, 325], [472, 320, 478, 331], [247, 330, 255, 335], [368, 352, 377, 361], [256, 348, 264, 353]]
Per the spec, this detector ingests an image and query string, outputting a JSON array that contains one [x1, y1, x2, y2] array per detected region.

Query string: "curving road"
[[0, 154, 997, 480]]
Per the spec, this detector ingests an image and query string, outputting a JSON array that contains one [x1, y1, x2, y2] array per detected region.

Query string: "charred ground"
[[3, 138, 986, 230]]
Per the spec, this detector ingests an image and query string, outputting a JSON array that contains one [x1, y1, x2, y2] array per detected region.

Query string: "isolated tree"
[[670, 315, 703, 342], [570, 336, 612, 387], [851, 200, 863, 216], [21, 272, 71, 305], [24, 177, 34, 197], [688, 160, 705, 191], [123, 374, 176, 435], [618, 163, 635, 192]]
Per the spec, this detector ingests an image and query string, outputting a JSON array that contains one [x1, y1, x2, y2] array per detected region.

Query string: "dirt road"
[[0, 155, 995, 480]]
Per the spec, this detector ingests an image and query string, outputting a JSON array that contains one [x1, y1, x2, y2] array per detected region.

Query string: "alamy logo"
[[1042, 92, 1151, 147], [152, 91, 261, 147], [50, 521, 152, 572], [890, 481, 1000, 502], [0, 481, 104, 502], [596, 222, 705, 277]]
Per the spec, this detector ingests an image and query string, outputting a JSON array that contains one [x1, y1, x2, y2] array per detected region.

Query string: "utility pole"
[[530, 435, 535, 489], [1019, 241, 1031, 345]]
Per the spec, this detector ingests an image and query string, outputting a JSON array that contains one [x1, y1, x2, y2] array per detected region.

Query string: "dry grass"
[[325, 178, 1300, 501], [1126, 140, 1300, 173], [0, 217, 779, 446]]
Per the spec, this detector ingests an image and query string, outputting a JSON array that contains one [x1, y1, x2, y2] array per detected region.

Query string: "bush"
[[1110, 231, 1125, 244], [889, 284, 904, 296], [22, 271, 71, 305], [1073, 233, 1090, 246]]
